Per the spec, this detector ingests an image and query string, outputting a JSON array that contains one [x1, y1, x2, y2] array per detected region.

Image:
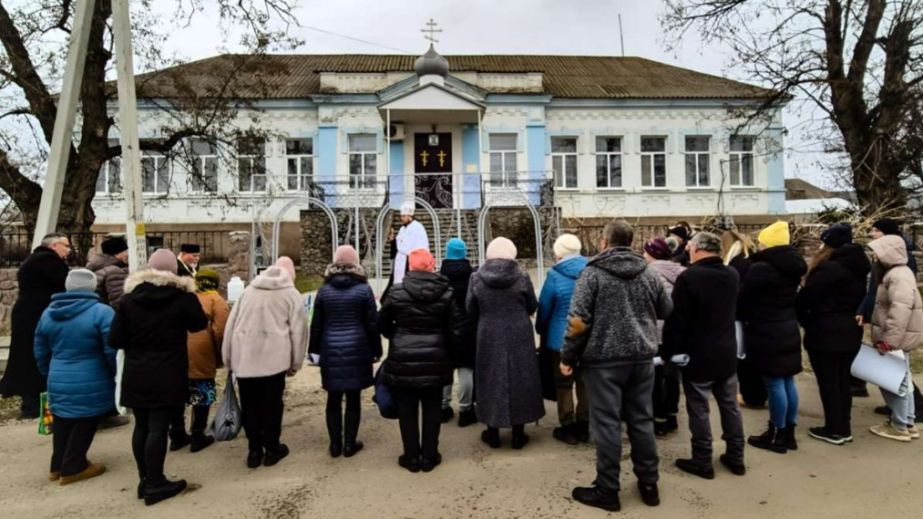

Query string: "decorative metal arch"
[[374, 197, 443, 295], [477, 192, 546, 289], [271, 197, 339, 263]]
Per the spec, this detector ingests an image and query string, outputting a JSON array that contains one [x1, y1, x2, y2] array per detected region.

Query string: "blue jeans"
[[880, 355, 916, 430], [763, 376, 798, 429]]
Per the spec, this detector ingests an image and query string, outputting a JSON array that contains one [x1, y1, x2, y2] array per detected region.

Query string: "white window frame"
[[729, 135, 755, 187], [684, 135, 711, 188], [488, 133, 518, 187], [96, 157, 122, 195], [236, 136, 266, 193], [141, 153, 171, 195], [348, 134, 377, 189], [595, 136, 623, 190], [285, 138, 314, 192], [551, 137, 578, 190], [188, 139, 218, 194], [640, 136, 667, 188]]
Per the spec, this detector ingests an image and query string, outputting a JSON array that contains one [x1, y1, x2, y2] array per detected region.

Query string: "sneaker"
[[719, 454, 746, 476], [869, 421, 912, 442], [808, 427, 847, 446], [675, 458, 715, 480], [552, 425, 579, 445], [421, 453, 442, 473], [398, 454, 420, 473], [263, 444, 290, 466], [440, 407, 454, 424], [638, 483, 660, 507], [246, 449, 263, 468], [457, 409, 477, 428], [144, 479, 187, 506], [907, 425, 920, 440], [59, 462, 106, 485], [572, 486, 620, 512], [874, 405, 891, 416]]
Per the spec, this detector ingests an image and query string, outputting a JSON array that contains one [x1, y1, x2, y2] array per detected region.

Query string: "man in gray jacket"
[[560, 220, 672, 512], [87, 236, 130, 305]]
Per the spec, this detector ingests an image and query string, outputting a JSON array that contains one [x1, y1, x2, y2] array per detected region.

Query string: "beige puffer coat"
[[869, 235, 923, 351]]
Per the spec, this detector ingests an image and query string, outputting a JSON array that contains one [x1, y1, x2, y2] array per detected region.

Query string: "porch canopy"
[[378, 82, 483, 123]]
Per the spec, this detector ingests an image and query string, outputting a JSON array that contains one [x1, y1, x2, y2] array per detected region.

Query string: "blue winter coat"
[[33, 291, 116, 419], [536, 255, 588, 352], [309, 264, 382, 392]]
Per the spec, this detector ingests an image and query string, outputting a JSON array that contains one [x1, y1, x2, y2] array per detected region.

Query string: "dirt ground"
[[0, 368, 919, 519]]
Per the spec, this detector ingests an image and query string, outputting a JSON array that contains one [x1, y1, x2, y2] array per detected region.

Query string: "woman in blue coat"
[[309, 246, 382, 458], [34, 269, 116, 486], [536, 234, 589, 445]]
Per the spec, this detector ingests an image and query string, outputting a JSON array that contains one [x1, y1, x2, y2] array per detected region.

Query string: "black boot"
[[169, 431, 191, 452], [190, 432, 215, 453], [552, 423, 579, 445], [638, 482, 660, 507], [189, 405, 213, 453], [343, 406, 363, 457], [747, 422, 787, 454], [263, 444, 290, 467], [329, 440, 343, 458], [783, 424, 798, 451], [481, 427, 501, 448], [441, 407, 454, 424], [457, 409, 478, 428], [572, 486, 620, 512], [511, 425, 530, 449], [675, 458, 715, 480], [144, 479, 187, 506]]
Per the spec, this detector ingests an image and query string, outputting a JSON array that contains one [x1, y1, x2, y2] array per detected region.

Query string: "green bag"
[[37, 392, 53, 436]]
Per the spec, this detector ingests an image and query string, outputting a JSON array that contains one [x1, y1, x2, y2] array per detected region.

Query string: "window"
[[729, 135, 754, 186], [684, 136, 710, 187], [188, 139, 218, 193], [141, 153, 171, 194], [96, 157, 121, 194], [551, 137, 578, 189], [595, 137, 622, 189], [237, 136, 266, 192], [286, 138, 314, 191], [348, 134, 377, 188], [488, 133, 517, 186], [640, 137, 667, 188]]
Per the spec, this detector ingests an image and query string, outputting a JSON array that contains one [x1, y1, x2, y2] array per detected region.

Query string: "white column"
[[32, 0, 96, 248]]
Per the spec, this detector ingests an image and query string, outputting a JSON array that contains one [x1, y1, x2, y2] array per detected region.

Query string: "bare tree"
[[662, 0, 923, 214], [0, 0, 298, 254]]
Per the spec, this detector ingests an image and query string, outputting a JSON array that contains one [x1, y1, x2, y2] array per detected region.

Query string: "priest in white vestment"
[[390, 201, 430, 286]]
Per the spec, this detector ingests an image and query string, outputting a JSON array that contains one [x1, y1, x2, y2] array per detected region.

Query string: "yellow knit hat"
[[758, 221, 790, 248]]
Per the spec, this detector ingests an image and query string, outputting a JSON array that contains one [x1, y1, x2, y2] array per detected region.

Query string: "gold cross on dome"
[[421, 18, 442, 44]]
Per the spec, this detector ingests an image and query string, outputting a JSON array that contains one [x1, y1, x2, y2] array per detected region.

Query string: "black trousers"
[[21, 392, 40, 417], [653, 363, 680, 419], [238, 372, 286, 453], [809, 350, 857, 436], [394, 388, 442, 461], [737, 357, 767, 407], [192, 405, 210, 435], [51, 415, 100, 476], [169, 407, 186, 439], [326, 390, 361, 446], [132, 407, 175, 485]]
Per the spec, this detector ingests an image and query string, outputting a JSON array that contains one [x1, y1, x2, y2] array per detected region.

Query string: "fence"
[[0, 229, 231, 267]]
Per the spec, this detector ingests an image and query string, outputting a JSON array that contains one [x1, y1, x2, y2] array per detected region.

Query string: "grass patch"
[[295, 273, 323, 294]]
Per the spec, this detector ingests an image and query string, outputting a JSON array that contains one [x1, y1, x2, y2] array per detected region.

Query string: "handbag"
[[38, 392, 53, 436], [210, 373, 242, 441], [372, 364, 399, 420]]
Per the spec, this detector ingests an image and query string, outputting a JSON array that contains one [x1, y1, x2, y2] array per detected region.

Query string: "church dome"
[[414, 44, 449, 77]]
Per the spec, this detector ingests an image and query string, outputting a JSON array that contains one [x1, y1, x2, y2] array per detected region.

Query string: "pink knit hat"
[[408, 248, 435, 273], [147, 248, 177, 274], [486, 237, 517, 261], [334, 245, 360, 267], [275, 256, 296, 281]]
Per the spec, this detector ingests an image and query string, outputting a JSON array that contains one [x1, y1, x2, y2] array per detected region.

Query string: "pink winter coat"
[[869, 235, 923, 351], [649, 259, 686, 343], [221, 266, 308, 378]]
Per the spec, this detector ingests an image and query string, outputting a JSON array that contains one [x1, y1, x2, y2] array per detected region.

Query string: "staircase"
[[380, 209, 480, 277]]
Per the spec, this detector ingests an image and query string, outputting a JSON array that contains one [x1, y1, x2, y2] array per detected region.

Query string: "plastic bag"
[[210, 373, 242, 441], [372, 365, 398, 420], [38, 392, 53, 436]]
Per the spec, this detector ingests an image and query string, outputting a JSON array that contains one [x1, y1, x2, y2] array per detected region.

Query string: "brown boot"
[[49, 471, 60, 482], [60, 462, 106, 485]]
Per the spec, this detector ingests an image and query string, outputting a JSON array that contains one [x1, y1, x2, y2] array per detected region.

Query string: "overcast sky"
[[150, 0, 829, 187]]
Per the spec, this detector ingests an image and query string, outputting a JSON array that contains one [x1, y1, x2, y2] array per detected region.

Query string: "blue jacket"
[[309, 265, 382, 392], [34, 291, 116, 419], [536, 255, 588, 352]]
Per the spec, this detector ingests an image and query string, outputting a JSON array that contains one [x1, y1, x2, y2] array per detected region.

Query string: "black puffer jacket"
[[738, 245, 808, 378], [110, 269, 208, 408], [379, 271, 463, 389], [439, 259, 477, 368], [796, 244, 870, 355], [309, 263, 382, 392]]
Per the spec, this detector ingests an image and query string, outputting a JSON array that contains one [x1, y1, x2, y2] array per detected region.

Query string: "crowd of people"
[[2, 211, 922, 510]]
